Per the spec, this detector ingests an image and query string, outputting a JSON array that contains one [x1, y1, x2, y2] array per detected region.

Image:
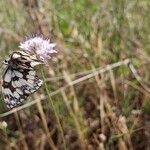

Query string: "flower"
[[19, 36, 57, 63]]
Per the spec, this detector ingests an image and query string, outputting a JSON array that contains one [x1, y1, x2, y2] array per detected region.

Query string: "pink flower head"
[[19, 36, 57, 63]]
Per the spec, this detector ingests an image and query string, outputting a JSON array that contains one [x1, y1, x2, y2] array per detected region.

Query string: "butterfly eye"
[[3, 59, 9, 65]]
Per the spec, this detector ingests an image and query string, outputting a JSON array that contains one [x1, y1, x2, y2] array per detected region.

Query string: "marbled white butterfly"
[[2, 51, 43, 109]]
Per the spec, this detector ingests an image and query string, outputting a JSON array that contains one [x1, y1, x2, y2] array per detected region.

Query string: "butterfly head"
[[3, 52, 23, 68]]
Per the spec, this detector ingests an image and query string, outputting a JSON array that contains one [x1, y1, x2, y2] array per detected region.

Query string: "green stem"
[[41, 69, 67, 150]]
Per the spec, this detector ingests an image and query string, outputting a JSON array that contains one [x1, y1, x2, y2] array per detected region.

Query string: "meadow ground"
[[0, 0, 150, 149]]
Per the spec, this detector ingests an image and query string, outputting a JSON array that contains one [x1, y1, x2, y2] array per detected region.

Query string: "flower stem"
[[41, 69, 67, 150]]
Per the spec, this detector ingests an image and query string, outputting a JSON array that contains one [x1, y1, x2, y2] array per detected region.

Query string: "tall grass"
[[0, 0, 149, 149]]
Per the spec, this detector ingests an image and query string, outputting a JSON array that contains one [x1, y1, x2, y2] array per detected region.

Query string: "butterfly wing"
[[2, 67, 43, 109], [10, 51, 43, 69]]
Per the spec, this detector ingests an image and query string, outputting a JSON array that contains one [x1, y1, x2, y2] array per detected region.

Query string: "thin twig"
[[129, 63, 150, 93], [125, 80, 150, 96], [0, 59, 130, 117], [45, 59, 129, 82]]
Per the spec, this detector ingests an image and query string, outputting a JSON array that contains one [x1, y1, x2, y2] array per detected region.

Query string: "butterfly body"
[[2, 51, 43, 109]]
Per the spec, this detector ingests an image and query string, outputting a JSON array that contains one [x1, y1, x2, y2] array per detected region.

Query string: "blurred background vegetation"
[[0, 0, 150, 149]]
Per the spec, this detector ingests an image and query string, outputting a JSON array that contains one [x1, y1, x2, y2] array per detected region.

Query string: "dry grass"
[[0, 0, 150, 150]]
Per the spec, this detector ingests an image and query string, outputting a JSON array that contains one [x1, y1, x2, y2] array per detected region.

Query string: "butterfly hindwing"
[[2, 66, 43, 109]]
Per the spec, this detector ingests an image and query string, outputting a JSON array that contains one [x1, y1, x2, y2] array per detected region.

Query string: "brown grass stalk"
[[61, 90, 86, 149], [34, 94, 57, 150], [63, 70, 80, 113], [14, 111, 29, 150], [109, 69, 119, 104]]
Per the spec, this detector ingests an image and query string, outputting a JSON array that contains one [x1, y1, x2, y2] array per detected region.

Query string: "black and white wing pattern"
[[2, 51, 43, 109], [2, 67, 43, 109]]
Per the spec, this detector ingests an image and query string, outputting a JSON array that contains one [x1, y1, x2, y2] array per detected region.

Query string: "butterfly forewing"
[[10, 51, 42, 69], [2, 51, 43, 109]]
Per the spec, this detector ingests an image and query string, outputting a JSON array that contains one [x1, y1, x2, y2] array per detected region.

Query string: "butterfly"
[[2, 51, 43, 109]]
